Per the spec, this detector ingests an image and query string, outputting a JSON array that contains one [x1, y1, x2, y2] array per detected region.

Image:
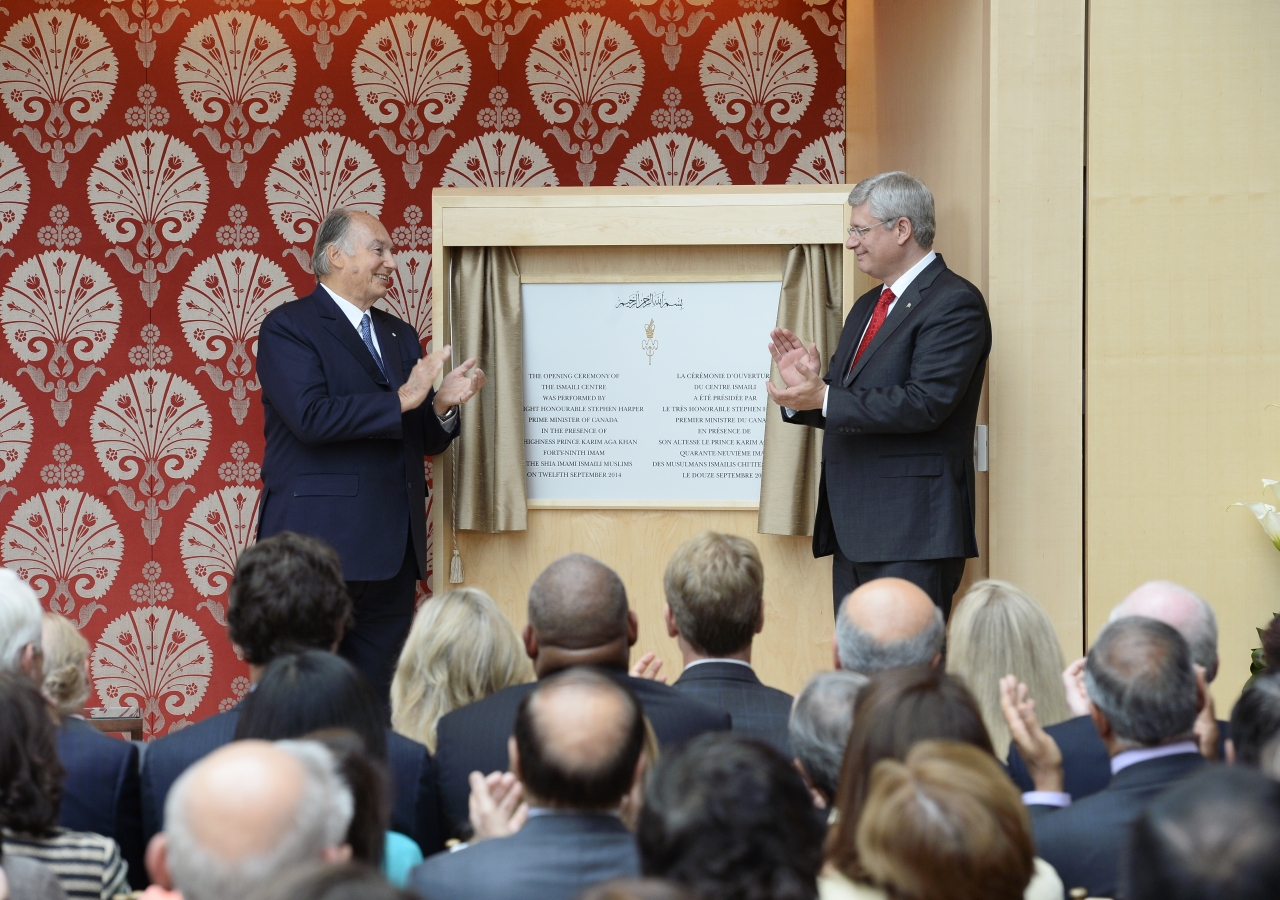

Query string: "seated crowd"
[[2, 533, 1280, 900]]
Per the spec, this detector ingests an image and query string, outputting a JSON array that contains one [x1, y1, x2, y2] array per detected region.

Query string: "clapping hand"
[[629, 651, 667, 683], [765, 328, 825, 411], [999, 674, 1065, 793], [1061, 657, 1091, 718], [399, 344, 453, 413], [468, 770, 527, 842], [433, 357, 486, 416]]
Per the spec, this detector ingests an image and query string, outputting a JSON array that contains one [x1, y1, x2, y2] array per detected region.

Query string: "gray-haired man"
[[766, 171, 991, 617], [256, 207, 486, 706]]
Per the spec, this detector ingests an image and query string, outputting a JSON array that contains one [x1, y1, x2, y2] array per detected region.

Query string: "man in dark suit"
[[140, 533, 442, 855], [660, 531, 793, 753], [256, 207, 485, 706], [1007, 580, 1225, 799], [411, 669, 644, 900], [0, 571, 147, 887], [766, 172, 991, 617], [1002, 616, 1207, 898], [434, 554, 730, 836]]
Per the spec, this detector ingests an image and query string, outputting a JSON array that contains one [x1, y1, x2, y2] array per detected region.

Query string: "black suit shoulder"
[[672, 663, 793, 754], [58, 721, 145, 889], [140, 710, 241, 842]]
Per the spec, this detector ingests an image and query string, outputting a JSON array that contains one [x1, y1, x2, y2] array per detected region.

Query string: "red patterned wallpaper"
[[0, 0, 845, 737]]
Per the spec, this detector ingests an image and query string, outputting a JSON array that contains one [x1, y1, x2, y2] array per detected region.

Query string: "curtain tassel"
[[449, 547, 464, 583]]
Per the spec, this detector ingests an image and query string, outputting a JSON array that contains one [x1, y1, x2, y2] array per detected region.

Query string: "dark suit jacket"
[[58, 719, 145, 889], [785, 255, 990, 562], [408, 813, 638, 900], [434, 667, 731, 835], [1029, 751, 1204, 898], [1007, 714, 1229, 801], [139, 707, 443, 855], [672, 661, 793, 754], [256, 285, 455, 580]]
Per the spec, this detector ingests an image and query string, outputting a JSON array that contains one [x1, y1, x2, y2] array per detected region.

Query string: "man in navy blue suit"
[[140, 533, 444, 856], [256, 208, 485, 706]]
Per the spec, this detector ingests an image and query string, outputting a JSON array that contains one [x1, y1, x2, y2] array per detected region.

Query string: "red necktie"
[[849, 286, 894, 374]]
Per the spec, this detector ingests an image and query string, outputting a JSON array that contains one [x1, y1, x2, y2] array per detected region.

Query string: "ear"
[[20, 643, 41, 685], [508, 736, 521, 779], [663, 604, 678, 639], [321, 844, 353, 864], [894, 217, 913, 247], [630, 750, 648, 793], [832, 633, 841, 670], [146, 834, 173, 890], [1225, 737, 1236, 765], [1088, 700, 1112, 742], [929, 652, 942, 669], [522, 625, 538, 661], [792, 760, 826, 810], [626, 610, 638, 647], [326, 241, 345, 271], [755, 603, 765, 635]]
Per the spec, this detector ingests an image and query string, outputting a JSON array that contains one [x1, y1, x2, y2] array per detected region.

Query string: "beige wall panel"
[[986, 0, 1086, 657], [451, 510, 833, 695], [516, 245, 786, 284], [1087, 1, 1280, 706]]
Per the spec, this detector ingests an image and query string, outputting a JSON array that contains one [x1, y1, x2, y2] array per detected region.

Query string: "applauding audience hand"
[[629, 652, 666, 683], [1061, 658, 1091, 718], [467, 771, 528, 842], [999, 674, 1065, 793]]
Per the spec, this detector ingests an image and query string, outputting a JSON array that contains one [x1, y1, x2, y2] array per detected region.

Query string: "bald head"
[[1112, 581, 1218, 681], [162, 740, 352, 900], [512, 668, 645, 810], [835, 578, 944, 674], [528, 554, 630, 650]]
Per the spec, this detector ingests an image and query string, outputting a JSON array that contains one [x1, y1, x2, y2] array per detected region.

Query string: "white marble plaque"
[[522, 281, 780, 504]]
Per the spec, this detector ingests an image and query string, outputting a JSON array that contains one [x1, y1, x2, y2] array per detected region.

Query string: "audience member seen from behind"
[[148, 740, 353, 900], [1124, 765, 1280, 900], [247, 862, 416, 900], [1002, 616, 1205, 899], [0, 673, 128, 900], [307, 730, 422, 888], [411, 668, 646, 900], [390, 587, 531, 753], [834, 579, 943, 675], [40, 613, 90, 719], [0, 568, 42, 683], [432, 553, 728, 835], [0, 846, 67, 900], [788, 671, 869, 809], [853, 741, 1035, 900], [662, 532, 794, 753], [821, 667, 1062, 900], [1226, 670, 1280, 765], [637, 733, 825, 900], [233, 652, 421, 883], [946, 580, 1072, 761]]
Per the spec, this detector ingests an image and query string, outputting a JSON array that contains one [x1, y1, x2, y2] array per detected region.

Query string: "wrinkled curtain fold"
[[446, 246, 527, 534], [758, 244, 843, 536]]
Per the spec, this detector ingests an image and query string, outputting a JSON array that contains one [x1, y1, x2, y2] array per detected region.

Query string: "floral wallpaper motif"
[[0, 0, 844, 738]]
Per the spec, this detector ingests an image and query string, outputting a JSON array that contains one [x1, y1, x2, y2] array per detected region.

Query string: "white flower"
[[1235, 479, 1280, 551]]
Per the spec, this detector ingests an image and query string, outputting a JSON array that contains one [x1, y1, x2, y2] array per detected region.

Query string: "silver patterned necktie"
[[358, 312, 387, 379]]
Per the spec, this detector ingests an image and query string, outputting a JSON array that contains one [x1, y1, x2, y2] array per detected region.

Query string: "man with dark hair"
[[637, 733, 825, 900], [1002, 616, 1206, 898], [411, 669, 645, 900], [788, 670, 868, 808], [140, 532, 442, 855], [663, 532, 793, 753], [1227, 670, 1280, 765], [434, 554, 729, 835], [1123, 766, 1280, 900]]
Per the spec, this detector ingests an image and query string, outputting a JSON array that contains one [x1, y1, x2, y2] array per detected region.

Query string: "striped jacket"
[[3, 828, 128, 900]]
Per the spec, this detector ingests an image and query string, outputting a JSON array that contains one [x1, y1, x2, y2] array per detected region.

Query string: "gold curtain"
[[758, 244, 843, 536], [446, 247, 527, 534]]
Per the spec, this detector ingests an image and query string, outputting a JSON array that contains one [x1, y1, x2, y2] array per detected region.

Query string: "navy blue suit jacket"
[[434, 667, 730, 836], [408, 813, 638, 900], [1029, 751, 1204, 898], [1007, 714, 1228, 801], [785, 255, 990, 562], [58, 719, 145, 889], [139, 707, 443, 855], [672, 661, 793, 755], [256, 286, 455, 581]]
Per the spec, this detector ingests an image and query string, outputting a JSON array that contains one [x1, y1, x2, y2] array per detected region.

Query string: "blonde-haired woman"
[[391, 588, 531, 752], [946, 580, 1072, 761], [41, 612, 91, 718]]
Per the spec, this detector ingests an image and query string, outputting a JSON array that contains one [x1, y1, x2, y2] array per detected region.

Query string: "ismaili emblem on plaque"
[[641, 318, 658, 365]]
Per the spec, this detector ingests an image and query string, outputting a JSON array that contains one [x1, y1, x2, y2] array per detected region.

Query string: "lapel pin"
[[392, 332, 397, 337], [906, 303, 912, 308]]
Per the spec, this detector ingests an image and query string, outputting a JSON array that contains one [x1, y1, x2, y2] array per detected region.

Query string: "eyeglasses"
[[846, 220, 894, 239]]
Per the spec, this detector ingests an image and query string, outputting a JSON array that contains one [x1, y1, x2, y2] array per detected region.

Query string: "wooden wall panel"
[[1087, 0, 1280, 705]]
